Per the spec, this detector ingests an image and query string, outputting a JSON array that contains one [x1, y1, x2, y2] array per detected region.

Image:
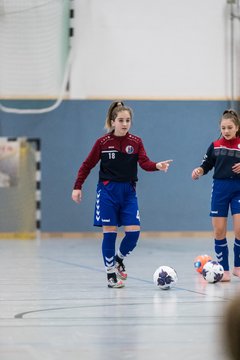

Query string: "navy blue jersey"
[[200, 137, 240, 179]]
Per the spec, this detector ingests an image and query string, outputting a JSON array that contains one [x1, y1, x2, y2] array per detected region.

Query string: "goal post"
[[0, 0, 75, 113], [0, 138, 41, 239]]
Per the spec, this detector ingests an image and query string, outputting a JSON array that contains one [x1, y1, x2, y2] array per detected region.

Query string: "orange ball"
[[194, 254, 212, 274]]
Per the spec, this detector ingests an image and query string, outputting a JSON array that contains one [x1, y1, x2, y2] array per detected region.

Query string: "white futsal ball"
[[153, 265, 178, 290], [202, 260, 224, 283]]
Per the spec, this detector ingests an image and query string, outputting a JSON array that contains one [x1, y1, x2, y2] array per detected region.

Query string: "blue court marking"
[[14, 303, 225, 321], [14, 301, 173, 319], [41, 256, 232, 300]]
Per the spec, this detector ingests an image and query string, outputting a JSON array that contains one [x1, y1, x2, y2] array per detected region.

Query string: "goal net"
[[0, 138, 40, 239], [0, 0, 72, 113]]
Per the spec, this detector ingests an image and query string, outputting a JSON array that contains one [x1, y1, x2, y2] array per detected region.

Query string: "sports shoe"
[[115, 255, 128, 280], [107, 272, 124, 288]]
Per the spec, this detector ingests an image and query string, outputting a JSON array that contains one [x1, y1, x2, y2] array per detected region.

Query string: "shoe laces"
[[107, 272, 117, 282], [117, 260, 125, 272]]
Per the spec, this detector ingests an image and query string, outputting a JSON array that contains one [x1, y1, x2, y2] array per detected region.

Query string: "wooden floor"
[[0, 235, 239, 360]]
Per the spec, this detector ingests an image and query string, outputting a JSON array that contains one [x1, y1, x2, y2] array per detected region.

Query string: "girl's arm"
[[192, 167, 204, 180], [73, 139, 101, 190], [156, 160, 173, 172], [138, 140, 173, 172], [192, 143, 215, 180], [72, 189, 82, 203]]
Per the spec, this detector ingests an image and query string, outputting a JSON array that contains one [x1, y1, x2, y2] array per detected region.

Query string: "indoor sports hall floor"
[[0, 235, 239, 360]]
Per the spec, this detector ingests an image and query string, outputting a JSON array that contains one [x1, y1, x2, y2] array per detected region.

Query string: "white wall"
[[0, 0, 69, 98], [70, 0, 240, 100]]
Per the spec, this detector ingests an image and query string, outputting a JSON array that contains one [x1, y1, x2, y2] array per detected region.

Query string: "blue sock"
[[234, 238, 240, 267], [214, 238, 229, 271], [102, 232, 117, 272], [118, 231, 140, 258]]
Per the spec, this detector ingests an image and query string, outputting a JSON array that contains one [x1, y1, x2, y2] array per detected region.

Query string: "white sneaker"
[[107, 272, 124, 288], [115, 255, 128, 280]]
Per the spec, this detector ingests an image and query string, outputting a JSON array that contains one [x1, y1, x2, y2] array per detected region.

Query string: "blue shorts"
[[93, 181, 140, 227], [210, 179, 240, 217]]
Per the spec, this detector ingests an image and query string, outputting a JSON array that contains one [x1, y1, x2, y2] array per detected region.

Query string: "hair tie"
[[223, 109, 237, 117]]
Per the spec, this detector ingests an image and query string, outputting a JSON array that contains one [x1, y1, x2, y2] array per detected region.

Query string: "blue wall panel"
[[0, 100, 233, 232]]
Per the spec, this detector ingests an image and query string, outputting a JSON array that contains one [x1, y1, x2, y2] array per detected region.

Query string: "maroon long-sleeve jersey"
[[73, 132, 158, 190]]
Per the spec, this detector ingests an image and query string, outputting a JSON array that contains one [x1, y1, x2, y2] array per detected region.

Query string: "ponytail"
[[221, 109, 240, 137], [104, 101, 133, 132]]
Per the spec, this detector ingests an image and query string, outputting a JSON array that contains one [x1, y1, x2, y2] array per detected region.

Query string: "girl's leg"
[[115, 225, 140, 280], [102, 226, 124, 288], [232, 214, 240, 277], [212, 217, 230, 281]]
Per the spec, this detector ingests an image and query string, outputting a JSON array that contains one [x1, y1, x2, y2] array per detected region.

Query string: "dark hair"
[[220, 109, 240, 137], [104, 101, 133, 132]]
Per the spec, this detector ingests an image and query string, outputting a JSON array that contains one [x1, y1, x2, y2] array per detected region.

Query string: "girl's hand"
[[232, 163, 240, 174], [156, 160, 173, 172], [72, 189, 82, 203], [192, 167, 203, 180]]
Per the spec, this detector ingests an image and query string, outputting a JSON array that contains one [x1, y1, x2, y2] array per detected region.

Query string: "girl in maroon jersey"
[[192, 109, 240, 282], [72, 101, 172, 288]]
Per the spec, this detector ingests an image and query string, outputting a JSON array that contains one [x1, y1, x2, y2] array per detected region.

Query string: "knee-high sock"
[[102, 232, 117, 273], [215, 238, 229, 271], [117, 231, 140, 259], [234, 238, 240, 267]]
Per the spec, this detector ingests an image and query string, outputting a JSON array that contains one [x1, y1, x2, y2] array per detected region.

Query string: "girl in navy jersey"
[[192, 109, 240, 282], [72, 101, 172, 288]]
